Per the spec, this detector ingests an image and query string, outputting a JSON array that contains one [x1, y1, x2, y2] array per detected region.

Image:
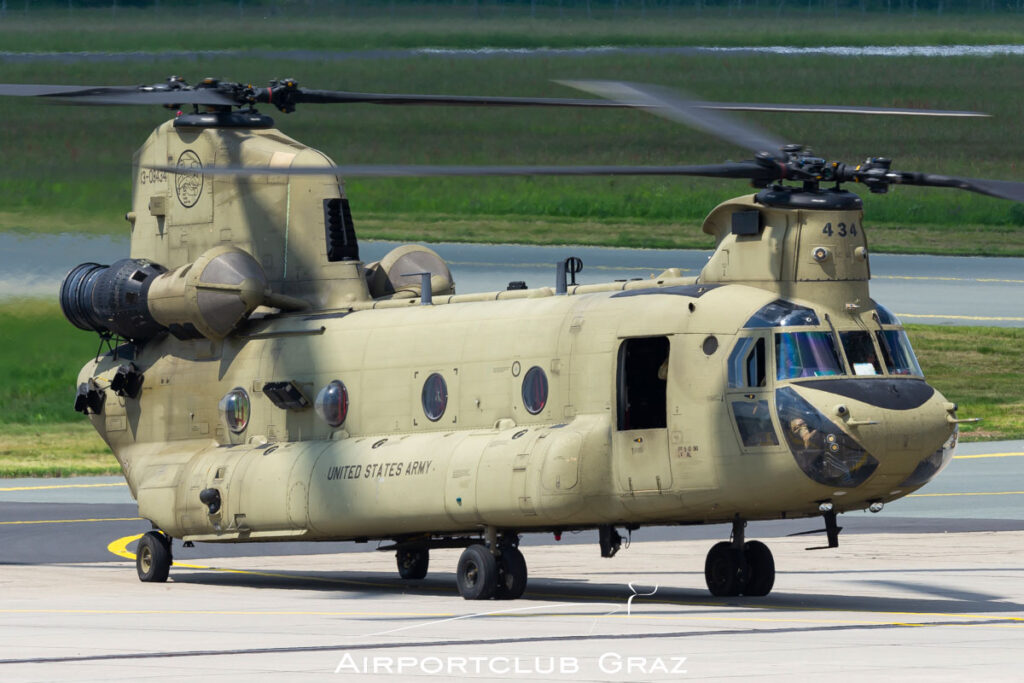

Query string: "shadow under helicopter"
[[165, 564, 1024, 618]]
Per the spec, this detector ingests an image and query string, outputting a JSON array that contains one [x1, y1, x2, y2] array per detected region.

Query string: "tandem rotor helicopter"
[[7, 75, 1021, 600]]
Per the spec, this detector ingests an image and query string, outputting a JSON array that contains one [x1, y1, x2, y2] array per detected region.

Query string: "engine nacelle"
[[60, 246, 304, 342]]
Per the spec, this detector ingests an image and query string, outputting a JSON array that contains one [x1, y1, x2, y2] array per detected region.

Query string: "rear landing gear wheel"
[[397, 547, 429, 580], [494, 545, 528, 600], [742, 540, 775, 596], [136, 531, 171, 583], [704, 541, 747, 597], [456, 544, 498, 600]]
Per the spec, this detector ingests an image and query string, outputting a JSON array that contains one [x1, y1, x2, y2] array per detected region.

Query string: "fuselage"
[[69, 116, 957, 545]]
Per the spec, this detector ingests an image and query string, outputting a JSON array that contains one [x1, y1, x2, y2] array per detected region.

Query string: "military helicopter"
[[8, 75, 1018, 600]]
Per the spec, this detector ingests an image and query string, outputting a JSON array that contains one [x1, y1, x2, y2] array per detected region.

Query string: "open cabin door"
[[612, 336, 673, 493]]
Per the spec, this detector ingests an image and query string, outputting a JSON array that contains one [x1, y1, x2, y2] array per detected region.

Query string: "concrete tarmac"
[[1, 441, 1022, 680]]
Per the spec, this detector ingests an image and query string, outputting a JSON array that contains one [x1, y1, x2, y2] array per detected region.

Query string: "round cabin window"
[[521, 366, 548, 415], [421, 373, 448, 422], [218, 387, 250, 434], [315, 380, 349, 428]]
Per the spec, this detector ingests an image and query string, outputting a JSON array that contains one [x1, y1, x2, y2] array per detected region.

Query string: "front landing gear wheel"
[[704, 541, 747, 597], [494, 545, 528, 600], [397, 547, 429, 580], [136, 531, 171, 583], [743, 540, 775, 596], [456, 544, 498, 600]]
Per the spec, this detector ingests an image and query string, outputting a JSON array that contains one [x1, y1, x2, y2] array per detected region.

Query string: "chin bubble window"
[[315, 380, 349, 428], [421, 372, 448, 422], [775, 332, 844, 380], [218, 387, 250, 434], [840, 331, 883, 376], [776, 387, 878, 488], [521, 366, 548, 415]]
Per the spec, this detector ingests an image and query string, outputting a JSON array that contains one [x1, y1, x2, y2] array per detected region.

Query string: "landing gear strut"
[[456, 532, 528, 600], [704, 519, 775, 597], [136, 530, 172, 582]]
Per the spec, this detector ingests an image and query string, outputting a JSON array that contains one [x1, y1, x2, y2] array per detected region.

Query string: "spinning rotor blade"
[[884, 171, 1024, 202], [0, 80, 988, 118], [145, 160, 779, 181], [559, 80, 789, 157], [0, 83, 237, 106]]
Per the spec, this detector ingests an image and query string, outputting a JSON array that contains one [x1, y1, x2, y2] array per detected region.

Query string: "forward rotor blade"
[[886, 171, 1024, 202], [145, 160, 777, 181], [270, 88, 627, 108], [0, 83, 236, 106], [559, 80, 788, 157]]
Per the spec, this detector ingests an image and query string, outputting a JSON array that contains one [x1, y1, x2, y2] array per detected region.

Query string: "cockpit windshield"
[[776, 332, 845, 380], [876, 329, 924, 376], [840, 331, 883, 376]]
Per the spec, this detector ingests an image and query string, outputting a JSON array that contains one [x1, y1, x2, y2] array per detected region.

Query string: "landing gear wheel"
[[396, 547, 429, 580], [456, 544, 498, 600], [742, 540, 775, 596], [136, 531, 172, 583], [704, 541, 747, 597], [494, 545, 528, 600]]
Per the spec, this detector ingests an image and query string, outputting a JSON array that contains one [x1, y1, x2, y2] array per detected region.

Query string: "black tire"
[[397, 547, 429, 580], [704, 541, 747, 597], [136, 531, 171, 583], [742, 540, 775, 597], [456, 544, 498, 600], [494, 545, 528, 600]]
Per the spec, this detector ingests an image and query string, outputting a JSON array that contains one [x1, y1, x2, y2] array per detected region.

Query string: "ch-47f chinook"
[[11, 76, 1019, 600]]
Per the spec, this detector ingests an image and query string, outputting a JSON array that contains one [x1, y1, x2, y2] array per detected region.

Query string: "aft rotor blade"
[[886, 171, 1024, 202], [145, 160, 778, 181], [559, 80, 788, 157], [710, 102, 988, 118]]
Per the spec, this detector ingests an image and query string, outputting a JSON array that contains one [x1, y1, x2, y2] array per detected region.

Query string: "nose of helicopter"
[[776, 378, 957, 497]]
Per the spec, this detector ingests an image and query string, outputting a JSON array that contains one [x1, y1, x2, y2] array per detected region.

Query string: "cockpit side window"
[[728, 337, 766, 388], [775, 332, 844, 380], [840, 331, 883, 376], [876, 329, 924, 377]]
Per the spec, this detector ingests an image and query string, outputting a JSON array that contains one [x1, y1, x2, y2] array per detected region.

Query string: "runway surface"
[[4, 235, 1023, 327], [1, 441, 1022, 680]]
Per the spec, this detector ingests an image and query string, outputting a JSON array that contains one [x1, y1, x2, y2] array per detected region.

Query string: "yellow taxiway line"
[[896, 312, 1024, 322], [954, 452, 1024, 459], [0, 482, 127, 492], [0, 517, 140, 526]]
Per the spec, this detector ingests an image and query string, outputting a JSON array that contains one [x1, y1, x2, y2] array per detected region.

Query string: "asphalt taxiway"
[[1, 441, 1022, 681]]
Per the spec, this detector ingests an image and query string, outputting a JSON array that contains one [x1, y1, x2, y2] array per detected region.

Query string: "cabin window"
[[775, 332, 844, 380], [745, 299, 819, 328], [521, 366, 548, 415], [315, 380, 349, 428], [731, 400, 779, 447], [421, 373, 448, 422], [728, 337, 766, 388], [840, 331, 883, 376], [876, 330, 924, 377], [616, 337, 669, 431], [218, 387, 250, 434]]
